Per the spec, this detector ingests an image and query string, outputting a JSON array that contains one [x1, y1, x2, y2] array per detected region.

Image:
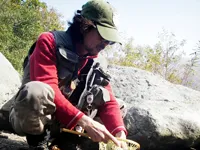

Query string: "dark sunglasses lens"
[[102, 40, 115, 45], [109, 41, 115, 45]]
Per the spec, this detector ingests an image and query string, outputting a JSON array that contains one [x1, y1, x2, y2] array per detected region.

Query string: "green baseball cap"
[[81, 0, 121, 44]]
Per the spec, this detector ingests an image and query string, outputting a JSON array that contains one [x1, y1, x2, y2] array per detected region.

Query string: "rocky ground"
[[0, 131, 28, 150]]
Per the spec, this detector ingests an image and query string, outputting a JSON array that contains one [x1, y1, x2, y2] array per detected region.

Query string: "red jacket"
[[29, 32, 127, 136]]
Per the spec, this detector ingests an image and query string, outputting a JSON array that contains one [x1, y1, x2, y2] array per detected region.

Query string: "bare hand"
[[77, 115, 120, 147], [115, 131, 128, 149]]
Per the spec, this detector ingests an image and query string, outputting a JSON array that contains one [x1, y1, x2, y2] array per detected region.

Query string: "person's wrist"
[[115, 130, 126, 139], [77, 115, 91, 129]]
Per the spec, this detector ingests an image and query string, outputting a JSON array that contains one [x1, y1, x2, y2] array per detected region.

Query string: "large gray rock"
[[0, 53, 21, 109], [0, 53, 26, 150], [109, 65, 200, 150]]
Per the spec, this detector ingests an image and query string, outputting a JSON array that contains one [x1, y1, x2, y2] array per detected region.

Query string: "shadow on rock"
[[0, 137, 28, 150], [50, 132, 99, 150]]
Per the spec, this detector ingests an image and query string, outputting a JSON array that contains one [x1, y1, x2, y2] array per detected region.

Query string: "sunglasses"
[[101, 39, 115, 45]]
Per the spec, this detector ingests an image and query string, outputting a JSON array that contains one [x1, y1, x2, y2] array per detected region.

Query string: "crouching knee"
[[9, 81, 56, 136]]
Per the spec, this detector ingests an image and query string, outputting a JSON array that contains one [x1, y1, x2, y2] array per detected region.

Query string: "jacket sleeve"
[[29, 32, 84, 129], [98, 83, 128, 136]]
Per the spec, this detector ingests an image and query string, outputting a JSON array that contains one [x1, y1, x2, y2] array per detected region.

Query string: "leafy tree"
[[157, 29, 186, 82], [192, 41, 200, 60], [181, 41, 200, 87], [181, 52, 198, 86], [106, 29, 195, 85], [0, 0, 65, 73]]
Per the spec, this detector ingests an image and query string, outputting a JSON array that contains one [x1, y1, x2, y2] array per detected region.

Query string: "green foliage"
[[181, 54, 197, 86], [181, 41, 200, 86], [107, 29, 197, 86], [0, 0, 65, 74], [192, 41, 200, 61]]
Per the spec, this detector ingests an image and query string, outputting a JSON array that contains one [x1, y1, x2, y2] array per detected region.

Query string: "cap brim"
[[97, 24, 122, 45]]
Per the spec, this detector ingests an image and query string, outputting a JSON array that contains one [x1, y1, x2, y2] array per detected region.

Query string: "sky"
[[41, 0, 200, 56]]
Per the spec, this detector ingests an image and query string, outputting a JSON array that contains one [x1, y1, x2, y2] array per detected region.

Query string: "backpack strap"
[[23, 42, 36, 70]]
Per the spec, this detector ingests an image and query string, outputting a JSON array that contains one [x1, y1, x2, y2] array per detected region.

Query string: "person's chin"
[[86, 50, 98, 56], [88, 53, 98, 56], [82, 52, 96, 57]]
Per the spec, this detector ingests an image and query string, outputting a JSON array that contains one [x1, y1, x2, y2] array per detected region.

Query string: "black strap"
[[23, 42, 37, 70]]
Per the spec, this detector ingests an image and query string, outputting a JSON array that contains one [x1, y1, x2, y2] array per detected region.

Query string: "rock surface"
[[0, 53, 21, 109], [0, 132, 28, 150], [109, 65, 200, 150]]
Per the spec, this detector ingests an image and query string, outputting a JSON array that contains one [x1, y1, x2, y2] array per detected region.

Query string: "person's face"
[[83, 28, 114, 56]]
